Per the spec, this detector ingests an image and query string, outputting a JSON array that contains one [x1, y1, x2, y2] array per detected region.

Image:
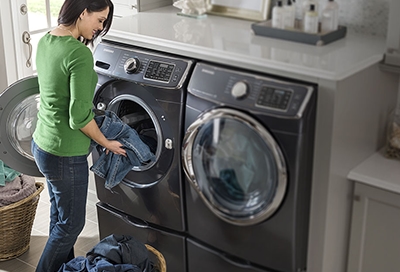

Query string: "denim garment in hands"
[[90, 110, 155, 189]]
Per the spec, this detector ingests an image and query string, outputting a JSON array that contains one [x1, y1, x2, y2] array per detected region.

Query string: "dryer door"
[[182, 108, 287, 226], [0, 76, 42, 176]]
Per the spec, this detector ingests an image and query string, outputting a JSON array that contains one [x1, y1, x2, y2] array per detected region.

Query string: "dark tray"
[[251, 20, 347, 46]]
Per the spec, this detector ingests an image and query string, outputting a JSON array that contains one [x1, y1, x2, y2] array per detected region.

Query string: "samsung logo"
[[201, 69, 215, 75], [104, 48, 114, 53]]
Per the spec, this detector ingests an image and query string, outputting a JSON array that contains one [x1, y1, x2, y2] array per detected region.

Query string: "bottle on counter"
[[272, 1, 285, 29], [303, 4, 319, 34], [283, 0, 296, 29], [301, 0, 319, 21], [292, 0, 303, 29], [320, 0, 339, 33], [292, 0, 303, 21]]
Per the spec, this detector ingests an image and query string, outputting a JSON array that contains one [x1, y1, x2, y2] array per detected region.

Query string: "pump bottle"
[[272, 1, 285, 29], [303, 4, 319, 34], [283, 0, 296, 29]]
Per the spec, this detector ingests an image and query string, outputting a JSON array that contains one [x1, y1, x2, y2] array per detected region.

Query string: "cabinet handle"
[[354, 195, 360, 201]]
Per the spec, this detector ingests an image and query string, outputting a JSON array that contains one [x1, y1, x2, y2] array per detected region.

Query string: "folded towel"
[[0, 175, 36, 207], [0, 160, 21, 186]]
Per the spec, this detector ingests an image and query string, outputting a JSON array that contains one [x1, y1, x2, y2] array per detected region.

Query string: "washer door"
[[93, 80, 174, 188], [0, 76, 42, 176], [182, 108, 287, 226]]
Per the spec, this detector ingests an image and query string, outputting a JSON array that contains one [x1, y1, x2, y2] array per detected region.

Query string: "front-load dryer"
[[91, 40, 193, 233], [182, 62, 317, 272]]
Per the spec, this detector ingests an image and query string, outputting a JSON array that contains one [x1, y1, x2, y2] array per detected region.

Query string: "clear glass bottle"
[[320, 0, 339, 33], [292, 0, 303, 21]]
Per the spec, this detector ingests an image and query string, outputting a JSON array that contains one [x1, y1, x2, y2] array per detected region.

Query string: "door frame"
[[0, 0, 19, 88], [0, 0, 33, 88]]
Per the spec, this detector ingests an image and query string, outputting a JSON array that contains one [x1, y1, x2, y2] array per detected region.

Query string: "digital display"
[[257, 86, 292, 110], [145, 60, 175, 82]]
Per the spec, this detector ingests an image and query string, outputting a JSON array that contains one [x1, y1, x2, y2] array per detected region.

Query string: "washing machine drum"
[[182, 108, 287, 226]]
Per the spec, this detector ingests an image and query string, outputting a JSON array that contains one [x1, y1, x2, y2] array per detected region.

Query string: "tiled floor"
[[0, 169, 100, 272]]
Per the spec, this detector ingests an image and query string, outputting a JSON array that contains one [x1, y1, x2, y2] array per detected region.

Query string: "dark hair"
[[57, 0, 114, 45]]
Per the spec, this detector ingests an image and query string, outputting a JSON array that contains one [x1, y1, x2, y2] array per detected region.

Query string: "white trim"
[[0, 0, 18, 86], [11, 0, 32, 79]]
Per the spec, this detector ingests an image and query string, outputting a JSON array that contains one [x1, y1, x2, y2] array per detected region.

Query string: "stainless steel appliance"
[[91, 40, 194, 272], [182, 62, 317, 272]]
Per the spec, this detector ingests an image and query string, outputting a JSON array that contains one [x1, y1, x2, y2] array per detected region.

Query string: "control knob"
[[231, 81, 248, 99], [124, 57, 140, 74]]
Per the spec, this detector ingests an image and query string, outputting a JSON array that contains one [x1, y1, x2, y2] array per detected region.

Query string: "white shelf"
[[348, 148, 400, 194]]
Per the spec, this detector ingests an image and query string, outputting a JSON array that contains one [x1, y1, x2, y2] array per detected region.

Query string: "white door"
[[2, 0, 64, 82]]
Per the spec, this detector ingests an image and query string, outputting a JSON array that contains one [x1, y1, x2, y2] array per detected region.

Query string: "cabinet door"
[[347, 182, 400, 272], [113, 0, 138, 17]]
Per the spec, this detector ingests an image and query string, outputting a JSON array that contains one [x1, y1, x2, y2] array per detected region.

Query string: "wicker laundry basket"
[[0, 182, 44, 261], [146, 244, 167, 272]]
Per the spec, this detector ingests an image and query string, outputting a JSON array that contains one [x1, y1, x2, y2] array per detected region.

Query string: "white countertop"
[[348, 149, 400, 194], [105, 5, 387, 81]]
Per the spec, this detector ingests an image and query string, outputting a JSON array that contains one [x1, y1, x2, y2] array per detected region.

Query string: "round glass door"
[[93, 80, 174, 189], [183, 108, 287, 226], [7, 94, 39, 160], [0, 76, 42, 176]]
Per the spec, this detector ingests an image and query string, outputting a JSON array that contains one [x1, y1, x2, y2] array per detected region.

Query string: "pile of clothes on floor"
[[59, 234, 157, 272], [0, 160, 36, 207]]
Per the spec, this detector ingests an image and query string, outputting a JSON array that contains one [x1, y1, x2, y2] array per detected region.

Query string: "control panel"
[[188, 63, 315, 118], [93, 42, 193, 88], [256, 86, 292, 111]]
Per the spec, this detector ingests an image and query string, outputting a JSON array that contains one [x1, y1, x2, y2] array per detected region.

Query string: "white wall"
[[335, 0, 389, 37], [0, 13, 7, 91], [0, 0, 18, 89]]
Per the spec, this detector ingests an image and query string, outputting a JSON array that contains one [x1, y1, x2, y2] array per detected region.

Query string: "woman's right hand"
[[80, 119, 127, 157], [105, 140, 127, 156]]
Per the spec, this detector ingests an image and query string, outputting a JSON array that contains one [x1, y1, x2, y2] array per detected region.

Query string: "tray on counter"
[[251, 20, 347, 46]]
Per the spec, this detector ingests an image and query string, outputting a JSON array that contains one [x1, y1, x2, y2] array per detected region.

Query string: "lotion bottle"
[[292, 0, 303, 21], [272, 1, 285, 29], [303, 4, 319, 34], [320, 0, 339, 32], [283, 0, 296, 29], [302, 0, 319, 21]]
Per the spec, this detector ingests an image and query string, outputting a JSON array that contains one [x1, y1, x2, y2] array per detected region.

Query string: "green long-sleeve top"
[[33, 33, 97, 156]]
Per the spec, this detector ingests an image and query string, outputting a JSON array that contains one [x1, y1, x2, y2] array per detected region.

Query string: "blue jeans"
[[31, 139, 89, 272], [90, 110, 155, 189]]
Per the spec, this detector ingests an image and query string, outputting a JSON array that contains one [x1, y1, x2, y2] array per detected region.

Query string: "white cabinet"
[[347, 150, 400, 272], [347, 183, 400, 272], [113, 0, 138, 17], [112, 0, 172, 17]]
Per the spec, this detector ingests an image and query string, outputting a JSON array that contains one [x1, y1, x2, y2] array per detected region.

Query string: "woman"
[[31, 1, 126, 271]]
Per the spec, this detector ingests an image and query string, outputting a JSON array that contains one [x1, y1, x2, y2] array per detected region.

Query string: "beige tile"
[[0, 259, 36, 272], [16, 235, 47, 267]]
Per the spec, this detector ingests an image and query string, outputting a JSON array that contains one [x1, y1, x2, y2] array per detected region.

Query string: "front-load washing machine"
[[0, 76, 41, 177], [182, 62, 317, 272], [91, 40, 193, 233]]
